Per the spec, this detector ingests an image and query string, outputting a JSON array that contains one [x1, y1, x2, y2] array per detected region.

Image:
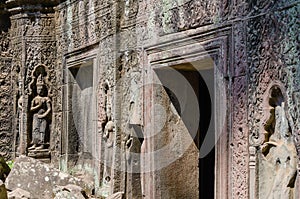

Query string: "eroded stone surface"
[[53, 184, 88, 199], [0, 0, 299, 198], [259, 86, 298, 199], [106, 192, 124, 199], [5, 156, 90, 199], [7, 188, 31, 199]]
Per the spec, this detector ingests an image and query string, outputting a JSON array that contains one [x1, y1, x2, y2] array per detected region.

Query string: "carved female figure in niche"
[[259, 85, 297, 199], [102, 109, 114, 186], [28, 74, 51, 150]]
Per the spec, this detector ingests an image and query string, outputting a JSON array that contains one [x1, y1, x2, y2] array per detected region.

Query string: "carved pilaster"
[[231, 76, 249, 199], [249, 146, 257, 199]]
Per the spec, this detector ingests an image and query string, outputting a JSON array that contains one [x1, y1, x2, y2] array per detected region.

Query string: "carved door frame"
[[62, 43, 99, 171], [143, 25, 232, 199]]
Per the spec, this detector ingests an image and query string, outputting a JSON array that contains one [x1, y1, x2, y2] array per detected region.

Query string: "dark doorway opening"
[[179, 68, 215, 199], [156, 63, 215, 198]]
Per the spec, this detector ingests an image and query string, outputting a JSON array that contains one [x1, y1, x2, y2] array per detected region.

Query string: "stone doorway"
[[63, 46, 100, 184], [154, 61, 215, 198], [144, 27, 230, 198]]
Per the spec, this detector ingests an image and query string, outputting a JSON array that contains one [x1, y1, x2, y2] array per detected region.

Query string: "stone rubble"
[[7, 188, 31, 199], [5, 156, 93, 199], [53, 184, 88, 199], [2, 156, 123, 198]]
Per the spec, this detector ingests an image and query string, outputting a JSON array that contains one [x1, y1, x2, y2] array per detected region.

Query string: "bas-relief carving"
[[0, 31, 11, 56], [24, 40, 57, 93], [99, 81, 111, 134], [248, 6, 300, 147], [99, 81, 115, 190], [292, 92, 300, 155], [20, 66, 52, 161], [231, 22, 249, 199], [15, 95, 23, 153], [259, 85, 297, 199], [1, 0, 299, 198], [10, 22, 24, 155], [0, 29, 13, 159], [28, 74, 51, 151], [233, 22, 246, 77], [102, 119, 114, 192], [125, 88, 143, 164], [23, 17, 55, 37], [231, 76, 248, 199], [103, 118, 114, 181], [56, 0, 115, 54], [120, 0, 139, 28], [157, 0, 217, 35], [0, 58, 13, 159], [104, 121, 114, 148], [246, 7, 300, 198]]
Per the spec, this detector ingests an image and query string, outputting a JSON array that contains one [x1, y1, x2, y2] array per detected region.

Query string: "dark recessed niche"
[[0, 13, 11, 32]]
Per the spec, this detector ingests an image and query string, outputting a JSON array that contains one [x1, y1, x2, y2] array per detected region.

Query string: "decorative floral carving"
[[23, 16, 55, 37], [0, 58, 13, 159], [0, 31, 11, 56], [231, 76, 249, 199], [248, 6, 300, 148], [233, 22, 247, 77], [24, 40, 56, 94], [0, 20, 13, 159], [55, 0, 115, 53], [158, 0, 217, 35]]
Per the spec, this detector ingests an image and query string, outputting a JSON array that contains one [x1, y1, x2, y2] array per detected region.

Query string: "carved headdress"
[[36, 74, 45, 87]]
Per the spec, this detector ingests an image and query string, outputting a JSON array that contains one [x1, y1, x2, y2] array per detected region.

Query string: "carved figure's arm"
[[103, 129, 109, 139], [38, 98, 51, 119], [30, 98, 42, 111]]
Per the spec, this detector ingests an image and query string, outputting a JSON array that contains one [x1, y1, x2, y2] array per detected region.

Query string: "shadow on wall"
[[0, 13, 11, 32]]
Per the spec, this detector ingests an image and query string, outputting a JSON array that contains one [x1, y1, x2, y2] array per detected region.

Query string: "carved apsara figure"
[[102, 116, 114, 186], [28, 74, 51, 150], [259, 86, 297, 199]]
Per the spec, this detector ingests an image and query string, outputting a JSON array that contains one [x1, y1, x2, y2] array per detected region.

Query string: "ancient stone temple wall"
[[5, 1, 61, 164], [247, 2, 300, 198], [134, 0, 300, 198], [0, 0, 299, 198], [55, 0, 119, 195], [137, 0, 242, 198]]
